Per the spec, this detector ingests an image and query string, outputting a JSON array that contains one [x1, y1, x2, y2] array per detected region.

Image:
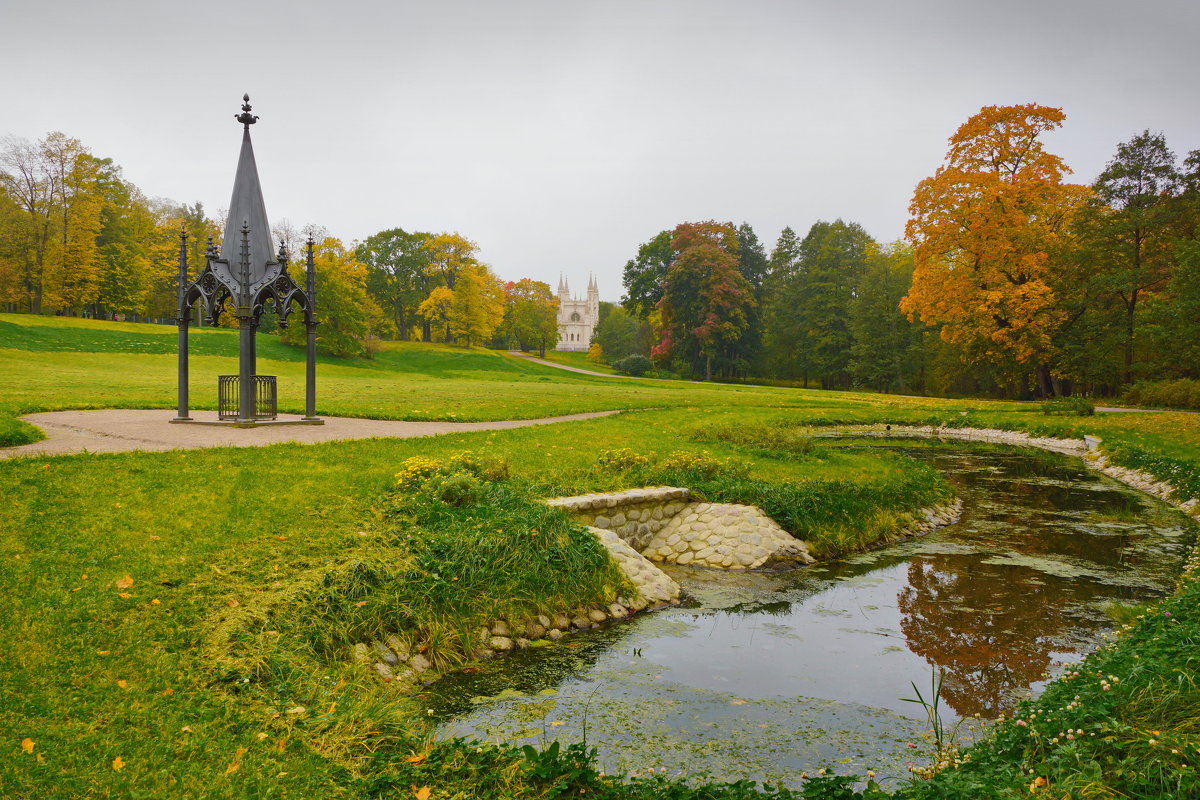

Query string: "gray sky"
[[3, 0, 1198, 301]]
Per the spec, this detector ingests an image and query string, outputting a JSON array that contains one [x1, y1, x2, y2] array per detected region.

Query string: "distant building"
[[556, 275, 599, 352]]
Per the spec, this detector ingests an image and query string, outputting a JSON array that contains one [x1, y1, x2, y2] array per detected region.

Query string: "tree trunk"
[[1123, 291, 1137, 385]]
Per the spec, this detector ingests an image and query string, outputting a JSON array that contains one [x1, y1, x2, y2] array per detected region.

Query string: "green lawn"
[[4, 313, 1200, 799]]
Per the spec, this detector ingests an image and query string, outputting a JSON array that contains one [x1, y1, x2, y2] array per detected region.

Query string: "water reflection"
[[426, 445, 1194, 785]]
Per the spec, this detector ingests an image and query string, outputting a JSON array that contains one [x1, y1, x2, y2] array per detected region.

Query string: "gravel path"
[[506, 350, 635, 378], [0, 409, 621, 459]]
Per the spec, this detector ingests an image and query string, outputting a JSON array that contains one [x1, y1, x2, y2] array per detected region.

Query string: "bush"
[[595, 447, 650, 472], [612, 354, 652, 377], [1120, 378, 1200, 410], [1041, 396, 1095, 416], [393, 450, 510, 491]]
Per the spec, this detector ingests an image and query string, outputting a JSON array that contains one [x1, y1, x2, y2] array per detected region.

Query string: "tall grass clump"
[[207, 451, 630, 685]]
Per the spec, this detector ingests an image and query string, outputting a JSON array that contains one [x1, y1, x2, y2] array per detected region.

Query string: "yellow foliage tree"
[[900, 104, 1090, 394], [447, 264, 505, 346], [417, 285, 455, 341]]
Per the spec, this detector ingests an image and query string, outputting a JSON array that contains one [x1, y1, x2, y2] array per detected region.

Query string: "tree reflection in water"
[[898, 552, 1108, 717]]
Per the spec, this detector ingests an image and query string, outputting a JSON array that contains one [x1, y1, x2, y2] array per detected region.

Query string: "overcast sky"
[[3, 0, 1198, 301]]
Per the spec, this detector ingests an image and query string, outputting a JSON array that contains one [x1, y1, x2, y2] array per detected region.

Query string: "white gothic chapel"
[[555, 275, 598, 352]]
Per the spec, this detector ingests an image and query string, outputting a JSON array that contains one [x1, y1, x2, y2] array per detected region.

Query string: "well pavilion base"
[[170, 414, 323, 427]]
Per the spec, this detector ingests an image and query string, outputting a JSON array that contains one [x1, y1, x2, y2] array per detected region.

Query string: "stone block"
[[372, 641, 398, 665], [385, 635, 410, 662]]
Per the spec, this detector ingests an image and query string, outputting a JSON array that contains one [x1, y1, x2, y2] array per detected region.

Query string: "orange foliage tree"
[[900, 104, 1090, 395]]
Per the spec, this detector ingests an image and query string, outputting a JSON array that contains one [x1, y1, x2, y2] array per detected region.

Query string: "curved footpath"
[[0, 409, 621, 460]]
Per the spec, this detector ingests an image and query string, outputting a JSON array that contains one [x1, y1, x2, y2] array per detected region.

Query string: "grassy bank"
[[5, 314, 1200, 798]]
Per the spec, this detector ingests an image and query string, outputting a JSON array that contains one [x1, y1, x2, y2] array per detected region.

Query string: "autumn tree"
[[901, 104, 1090, 396], [417, 286, 454, 341], [653, 221, 755, 379], [281, 237, 387, 357], [419, 232, 482, 342], [496, 278, 559, 356]]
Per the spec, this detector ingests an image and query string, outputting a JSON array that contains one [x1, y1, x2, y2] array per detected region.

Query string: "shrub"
[[658, 449, 748, 479], [612, 354, 652, 377], [394, 450, 510, 491], [595, 447, 650, 472], [1120, 378, 1200, 410], [1041, 396, 1095, 416]]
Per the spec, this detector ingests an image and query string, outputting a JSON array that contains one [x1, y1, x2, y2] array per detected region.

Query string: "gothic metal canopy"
[[171, 95, 321, 426]]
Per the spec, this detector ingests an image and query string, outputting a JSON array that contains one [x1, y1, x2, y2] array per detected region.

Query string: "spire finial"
[[235, 94, 259, 129]]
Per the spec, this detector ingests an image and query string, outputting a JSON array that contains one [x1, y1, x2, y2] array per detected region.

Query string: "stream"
[[422, 445, 1195, 787]]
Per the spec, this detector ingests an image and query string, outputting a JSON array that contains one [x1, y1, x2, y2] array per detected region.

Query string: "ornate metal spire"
[[235, 94, 259, 129], [220, 94, 275, 281]]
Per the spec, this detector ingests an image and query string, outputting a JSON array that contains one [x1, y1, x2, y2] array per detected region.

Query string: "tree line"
[[606, 104, 1200, 398], [0, 134, 562, 358]]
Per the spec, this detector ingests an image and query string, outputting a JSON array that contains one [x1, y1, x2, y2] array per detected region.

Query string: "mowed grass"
[[6, 313, 1200, 798]]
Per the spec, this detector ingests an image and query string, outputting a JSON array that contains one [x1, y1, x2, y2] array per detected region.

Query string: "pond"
[[421, 444, 1195, 787]]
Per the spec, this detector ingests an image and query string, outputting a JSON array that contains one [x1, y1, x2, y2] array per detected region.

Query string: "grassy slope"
[[4, 314, 1200, 799]]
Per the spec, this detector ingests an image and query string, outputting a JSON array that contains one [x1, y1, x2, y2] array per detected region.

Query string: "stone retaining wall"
[[547, 487, 818, 569], [546, 487, 691, 551]]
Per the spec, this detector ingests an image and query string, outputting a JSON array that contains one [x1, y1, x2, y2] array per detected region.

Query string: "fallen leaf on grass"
[[227, 598, 240, 608], [180, 726, 192, 733], [115, 575, 134, 590], [286, 707, 306, 715], [118, 593, 132, 599], [162, 688, 174, 696], [549, 721, 565, 727], [97, 650, 110, 656], [256, 732, 268, 741], [149, 536, 160, 541], [112, 756, 124, 771], [406, 753, 426, 764], [21, 738, 34, 754], [275, 535, 287, 541], [150, 599, 161, 606], [225, 747, 247, 775], [413, 787, 431, 800], [354, 601, 367, 608], [117, 680, 128, 689]]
